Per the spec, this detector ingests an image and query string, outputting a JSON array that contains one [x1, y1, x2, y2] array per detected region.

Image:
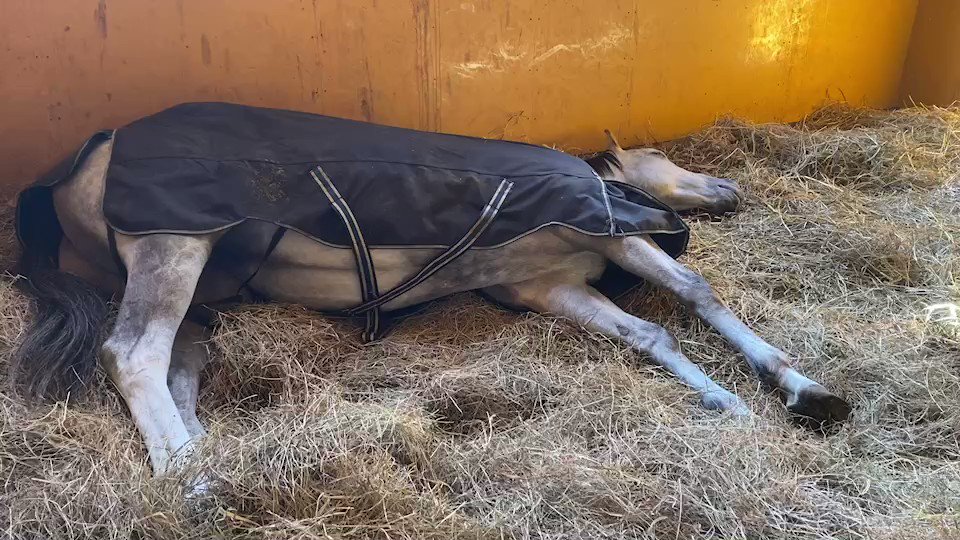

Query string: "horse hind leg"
[[168, 321, 210, 439], [101, 232, 217, 474]]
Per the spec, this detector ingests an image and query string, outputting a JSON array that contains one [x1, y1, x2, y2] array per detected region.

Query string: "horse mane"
[[584, 150, 623, 181]]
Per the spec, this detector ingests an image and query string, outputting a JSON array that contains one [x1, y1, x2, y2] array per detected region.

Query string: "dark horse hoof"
[[787, 385, 852, 428]]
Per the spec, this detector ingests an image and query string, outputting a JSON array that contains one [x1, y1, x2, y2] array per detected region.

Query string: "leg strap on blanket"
[[182, 227, 287, 326], [311, 165, 513, 342], [344, 178, 513, 316], [237, 226, 287, 296]]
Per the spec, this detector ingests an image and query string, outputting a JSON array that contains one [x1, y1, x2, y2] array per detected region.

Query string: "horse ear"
[[604, 129, 623, 152]]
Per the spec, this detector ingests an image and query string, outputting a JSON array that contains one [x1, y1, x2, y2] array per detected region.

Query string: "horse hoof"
[[787, 385, 851, 427]]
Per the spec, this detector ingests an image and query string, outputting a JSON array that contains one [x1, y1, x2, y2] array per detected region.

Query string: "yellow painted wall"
[[0, 0, 918, 195], [900, 0, 960, 106]]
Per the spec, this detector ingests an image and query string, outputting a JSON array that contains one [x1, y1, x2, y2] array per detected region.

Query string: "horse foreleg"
[[485, 279, 750, 415], [602, 235, 851, 424], [169, 321, 209, 439], [101, 233, 216, 474]]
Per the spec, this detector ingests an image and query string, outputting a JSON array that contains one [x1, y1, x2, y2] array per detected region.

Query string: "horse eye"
[[649, 149, 667, 158]]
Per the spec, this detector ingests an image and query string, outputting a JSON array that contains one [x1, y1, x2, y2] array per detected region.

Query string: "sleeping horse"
[[11, 103, 851, 475]]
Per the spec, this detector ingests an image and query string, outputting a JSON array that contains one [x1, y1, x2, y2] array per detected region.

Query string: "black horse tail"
[[10, 182, 109, 402]]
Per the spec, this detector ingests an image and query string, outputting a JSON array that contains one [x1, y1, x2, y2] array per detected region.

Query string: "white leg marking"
[[489, 279, 750, 415]]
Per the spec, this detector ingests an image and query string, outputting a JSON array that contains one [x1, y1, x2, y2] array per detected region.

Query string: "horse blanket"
[[17, 102, 690, 338]]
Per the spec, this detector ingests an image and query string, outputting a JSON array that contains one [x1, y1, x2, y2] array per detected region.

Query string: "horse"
[[10, 103, 851, 476]]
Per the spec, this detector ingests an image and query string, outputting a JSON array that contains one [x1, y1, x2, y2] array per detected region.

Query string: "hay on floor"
[[1, 104, 959, 539]]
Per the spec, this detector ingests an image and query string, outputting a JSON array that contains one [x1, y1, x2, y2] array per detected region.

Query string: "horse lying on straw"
[[11, 103, 851, 476]]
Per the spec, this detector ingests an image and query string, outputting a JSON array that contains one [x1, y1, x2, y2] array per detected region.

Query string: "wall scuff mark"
[[94, 0, 108, 38], [451, 22, 633, 78], [200, 34, 212, 66]]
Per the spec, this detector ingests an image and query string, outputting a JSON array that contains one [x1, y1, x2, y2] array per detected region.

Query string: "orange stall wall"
[[900, 0, 960, 106], [0, 0, 918, 195]]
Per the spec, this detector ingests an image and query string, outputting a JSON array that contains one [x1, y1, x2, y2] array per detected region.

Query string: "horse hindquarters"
[[11, 139, 116, 401]]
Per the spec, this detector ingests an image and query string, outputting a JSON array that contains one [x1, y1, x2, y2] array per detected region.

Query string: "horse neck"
[[584, 152, 624, 183]]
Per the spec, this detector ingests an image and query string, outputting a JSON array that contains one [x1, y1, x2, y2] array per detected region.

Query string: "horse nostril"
[[712, 176, 736, 186], [712, 178, 743, 207], [713, 177, 742, 195]]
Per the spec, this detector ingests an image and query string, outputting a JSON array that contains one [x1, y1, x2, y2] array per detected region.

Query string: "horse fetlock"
[[182, 414, 208, 439], [170, 437, 200, 468], [745, 346, 792, 386], [700, 387, 750, 416], [184, 472, 217, 504]]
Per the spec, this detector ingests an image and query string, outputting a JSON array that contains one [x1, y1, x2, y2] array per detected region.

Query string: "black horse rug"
[[17, 102, 689, 339]]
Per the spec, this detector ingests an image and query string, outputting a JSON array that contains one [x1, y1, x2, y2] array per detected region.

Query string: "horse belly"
[[247, 229, 605, 312]]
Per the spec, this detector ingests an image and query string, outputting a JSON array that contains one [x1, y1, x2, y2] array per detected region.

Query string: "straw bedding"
[[1, 105, 958, 539]]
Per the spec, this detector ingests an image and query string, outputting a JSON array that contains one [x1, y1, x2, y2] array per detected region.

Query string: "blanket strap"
[[344, 179, 513, 317], [310, 166, 382, 342], [237, 226, 287, 295], [311, 166, 513, 342]]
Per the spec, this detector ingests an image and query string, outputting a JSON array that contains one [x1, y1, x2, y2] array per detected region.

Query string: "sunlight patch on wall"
[[746, 0, 815, 64]]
